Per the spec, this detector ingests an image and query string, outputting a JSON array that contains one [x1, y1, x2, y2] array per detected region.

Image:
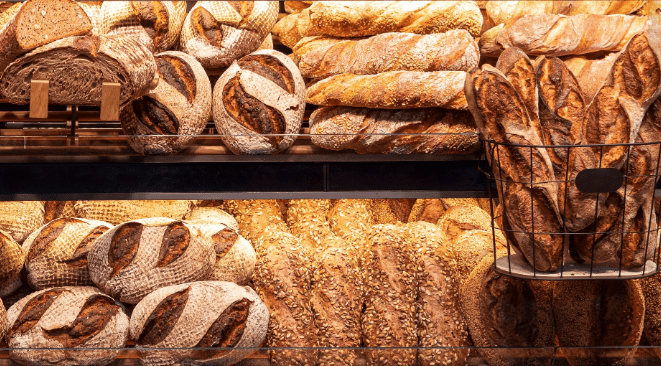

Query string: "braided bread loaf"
[[0, 230, 24, 297]]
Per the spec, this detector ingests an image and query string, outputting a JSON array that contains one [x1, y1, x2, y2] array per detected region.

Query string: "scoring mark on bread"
[[108, 222, 143, 278], [191, 7, 223, 47], [137, 287, 191, 345], [194, 298, 252, 357], [156, 221, 191, 268], [27, 218, 87, 263], [157, 56, 197, 103], [64, 226, 110, 268], [238, 55, 295, 94], [132, 96, 180, 135], [133, 1, 169, 48], [229, 1, 254, 24], [211, 228, 238, 258], [9, 288, 67, 339]]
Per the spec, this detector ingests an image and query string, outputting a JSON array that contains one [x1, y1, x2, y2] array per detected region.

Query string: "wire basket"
[[483, 139, 661, 280]]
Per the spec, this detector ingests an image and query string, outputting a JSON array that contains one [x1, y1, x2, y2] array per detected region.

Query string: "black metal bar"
[[560, 145, 571, 278], [590, 146, 605, 278], [618, 145, 632, 278], [530, 145, 536, 278]]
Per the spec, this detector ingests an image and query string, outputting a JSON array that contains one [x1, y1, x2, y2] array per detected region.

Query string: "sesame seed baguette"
[[327, 199, 374, 267]]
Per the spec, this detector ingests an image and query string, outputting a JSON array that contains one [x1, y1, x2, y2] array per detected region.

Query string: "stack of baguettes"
[[274, 1, 484, 154]]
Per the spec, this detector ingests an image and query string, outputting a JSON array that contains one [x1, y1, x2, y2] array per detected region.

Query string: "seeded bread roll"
[[180, 1, 278, 68], [213, 49, 306, 155], [461, 257, 555, 366], [121, 51, 212, 155], [0, 230, 25, 297], [485, 1, 646, 26], [88, 217, 216, 304], [409, 222, 470, 366], [6, 286, 129, 366], [74, 200, 191, 225], [0, 35, 157, 106], [363, 224, 418, 366], [100, 1, 186, 53], [371, 199, 417, 224], [22, 218, 112, 290], [408, 198, 481, 223], [553, 280, 645, 365], [130, 281, 268, 366], [0, 201, 45, 244], [0, 0, 93, 73], [43, 201, 77, 222]]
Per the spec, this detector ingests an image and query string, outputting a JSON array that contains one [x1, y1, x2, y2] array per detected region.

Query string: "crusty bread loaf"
[[553, 280, 644, 365], [371, 199, 416, 224], [409, 222, 470, 366], [180, 1, 278, 68], [100, 1, 186, 53], [437, 205, 505, 246], [363, 224, 417, 366], [327, 199, 373, 266], [257, 33, 273, 50], [130, 281, 268, 366], [0, 230, 24, 297], [642, 272, 661, 359], [121, 51, 211, 155], [1, 35, 157, 106], [272, 9, 311, 49], [305, 1, 483, 38], [213, 50, 306, 154], [480, 14, 648, 58], [77, 1, 102, 36], [88, 217, 216, 304], [0, 201, 45, 243], [452, 229, 507, 287], [22, 218, 112, 290], [0, 297, 6, 345], [43, 201, 77, 222], [461, 257, 555, 366], [185, 206, 239, 232], [287, 199, 334, 251], [408, 198, 482, 223], [294, 30, 479, 80], [222, 200, 289, 242], [0, 0, 93, 73], [309, 107, 481, 154], [306, 71, 468, 110], [7, 286, 129, 366], [284, 1, 311, 14], [74, 200, 191, 225], [562, 52, 618, 101]]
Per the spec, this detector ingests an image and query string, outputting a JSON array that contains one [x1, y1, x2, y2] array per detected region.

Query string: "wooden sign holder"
[[28, 79, 121, 121]]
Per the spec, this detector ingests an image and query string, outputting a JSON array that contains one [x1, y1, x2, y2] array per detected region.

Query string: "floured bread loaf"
[[0, 35, 157, 106], [0, 297, 6, 343], [213, 49, 306, 154], [6, 286, 129, 366], [485, 1, 646, 26], [185, 206, 239, 232], [121, 51, 212, 155], [272, 9, 311, 49], [87, 217, 216, 304], [131, 281, 269, 366], [257, 33, 272, 50], [180, 1, 278, 68], [0, 230, 25, 297], [77, 1, 103, 35], [43, 201, 77, 222], [0, 201, 45, 243], [563, 52, 618, 101], [0, 0, 93, 73], [74, 200, 191, 225], [100, 1, 186, 53], [22, 218, 113, 290]]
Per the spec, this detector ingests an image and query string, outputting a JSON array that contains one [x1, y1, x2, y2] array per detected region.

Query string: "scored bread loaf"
[[363, 224, 417, 366], [120, 51, 212, 155], [0, 35, 157, 106], [74, 200, 191, 225], [309, 107, 481, 154], [562, 52, 618, 101], [43, 201, 77, 222], [130, 281, 268, 366], [0, 230, 25, 297], [87, 217, 216, 304], [0, 0, 93, 73], [371, 199, 416, 224], [213, 49, 306, 154], [6, 286, 129, 366], [22, 218, 113, 290], [185, 206, 239, 232], [408, 198, 482, 223], [271, 9, 311, 49], [0, 201, 45, 243], [100, 1, 187, 53], [306, 71, 468, 110], [294, 30, 479, 80], [553, 280, 645, 365], [480, 14, 648, 57], [485, 1, 646, 26], [180, 1, 278, 68]]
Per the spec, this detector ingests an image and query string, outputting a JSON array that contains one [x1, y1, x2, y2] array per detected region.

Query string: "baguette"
[[284, 1, 311, 14], [294, 30, 479, 80], [562, 53, 618, 101], [480, 14, 648, 58], [306, 71, 468, 110], [272, 9, 312, 49], [309, 106, 480, 154]]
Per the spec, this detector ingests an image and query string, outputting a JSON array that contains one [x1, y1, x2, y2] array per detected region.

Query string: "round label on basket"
[[575, 168, 624, 193]]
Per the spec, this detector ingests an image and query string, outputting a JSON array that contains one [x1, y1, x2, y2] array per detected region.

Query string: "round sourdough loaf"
[[130, 281, 269, 366], [180, 1, 278, 68], [6, 286, 129, 366], [120, 51, 212, 155], [74, 200, 192, 225], [0, 230, 24, 297], [22, 218, 113, 290], [185, 206, 239, 232], [87, 217, 216, 304], [0, 201, 44, 243], [100, 1, 186, 53], [43, 201, 77, 222], [213, 49, 306, 154]]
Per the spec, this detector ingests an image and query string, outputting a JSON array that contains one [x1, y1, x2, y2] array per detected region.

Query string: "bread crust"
[[486, 1, 646, 26], [0, 230, 24, 297], [74, 200, 191, 225]]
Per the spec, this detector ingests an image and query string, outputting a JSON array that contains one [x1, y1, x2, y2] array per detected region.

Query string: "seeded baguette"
[[327, 199, 374, 267]]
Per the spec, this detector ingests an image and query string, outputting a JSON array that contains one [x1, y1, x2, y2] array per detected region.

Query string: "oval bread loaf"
[[0, 35, 157, 106], [22, 218, 113, 290], [0, 230, 25, 297], [6, 286, 129, 366], [0, 298, 6, 344], [0, 201, 45, 244], [74, 200, 192, 225], [130, 281, 269, 366], [180, 1, 278, 68], [87, 217, 216, 304], [100, 1, 186, 53], [486, 1, 646, 26], [43, 201, 77, 222], [213, 49, 306, 154], [121, 51, 212, 155]]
